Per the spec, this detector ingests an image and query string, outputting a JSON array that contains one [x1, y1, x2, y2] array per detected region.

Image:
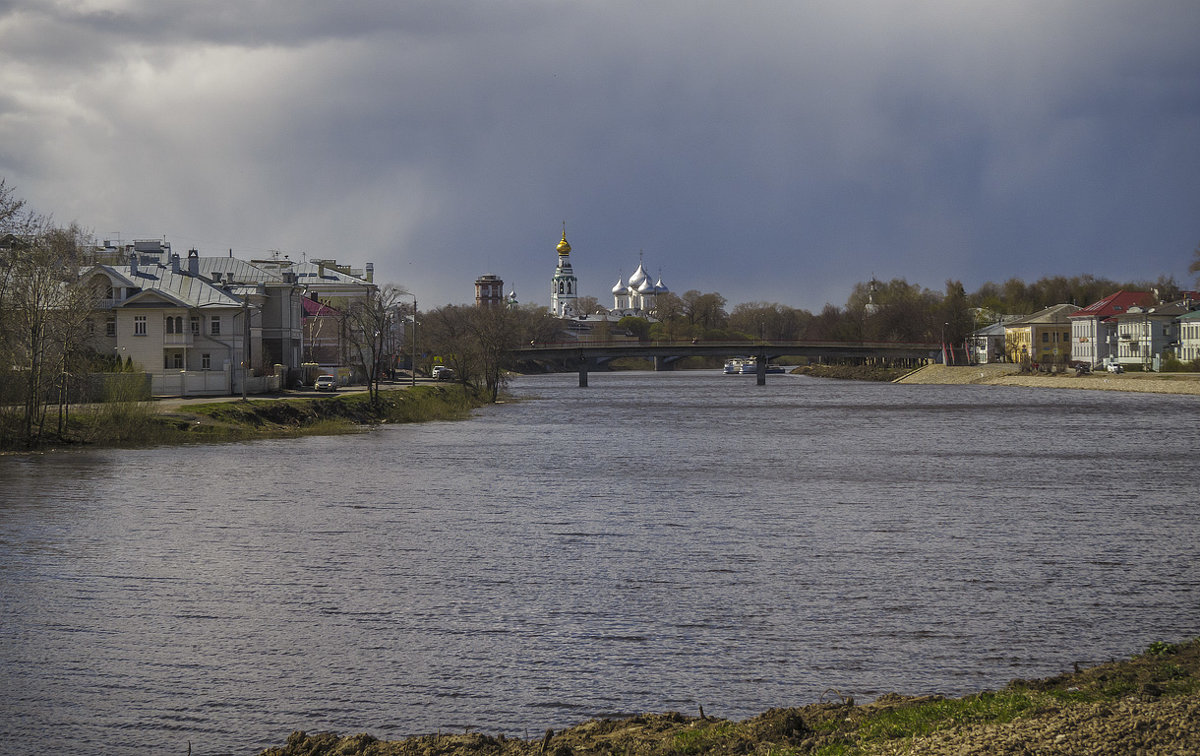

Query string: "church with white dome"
[[609, 256, 669, 318], [549, 226, 668, 320]]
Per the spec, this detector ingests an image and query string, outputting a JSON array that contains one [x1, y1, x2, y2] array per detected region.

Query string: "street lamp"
[[408, 294, 417, 387]]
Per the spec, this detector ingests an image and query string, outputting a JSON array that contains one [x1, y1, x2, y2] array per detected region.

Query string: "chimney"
[[187, 249, 199, 277], [213, 271, 222, 283], [129, 252, 138, 276], [365, 262, 374, 283], [171, 252, 181, 274]]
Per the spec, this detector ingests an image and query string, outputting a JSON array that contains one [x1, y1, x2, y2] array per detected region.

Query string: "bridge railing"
[[517, 338, 939, 352]]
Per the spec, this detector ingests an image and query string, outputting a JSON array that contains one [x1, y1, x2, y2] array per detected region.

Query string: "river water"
[[1, 371, 1198, 754]]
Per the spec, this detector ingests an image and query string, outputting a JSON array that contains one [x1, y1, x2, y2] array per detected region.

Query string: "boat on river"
[[724, 358, 786, 374]]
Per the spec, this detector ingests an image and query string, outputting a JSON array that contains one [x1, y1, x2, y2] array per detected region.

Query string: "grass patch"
[[855, 691, 1038, 743], [10, 385, 489, 452]]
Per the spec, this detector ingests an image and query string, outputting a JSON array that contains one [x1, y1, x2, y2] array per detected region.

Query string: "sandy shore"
[[896, 364, 1200, 395]]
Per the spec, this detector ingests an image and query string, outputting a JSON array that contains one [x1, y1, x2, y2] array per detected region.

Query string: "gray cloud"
[[2, 0, 1198, 310]]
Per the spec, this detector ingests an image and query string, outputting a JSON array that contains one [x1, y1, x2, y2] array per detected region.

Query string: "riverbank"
[[260, 637, 1199, 755], [1, 384, 488, 452], [790, 364, 912, 382], [896, 364, 1200, 395]]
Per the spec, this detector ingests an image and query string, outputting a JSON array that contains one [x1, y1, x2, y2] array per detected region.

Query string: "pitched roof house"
[[82, 252, 250, 396], [1003, 303, 1080, 365], [1068, 290, 1152, 367]]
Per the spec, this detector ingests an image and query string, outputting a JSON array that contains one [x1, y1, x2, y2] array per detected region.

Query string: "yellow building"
[[1004, 303, 1080, 366]]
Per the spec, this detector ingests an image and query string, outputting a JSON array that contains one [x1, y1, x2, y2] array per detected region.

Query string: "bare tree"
[[343, 283, 408, 405], [1, 181, 99, 447], [423, 303, 559, 402]]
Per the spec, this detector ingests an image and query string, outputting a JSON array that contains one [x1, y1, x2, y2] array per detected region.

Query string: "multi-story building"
[[1178, 310, 1200, 363], [82, 248, 253, 396], [1003, 303, 1080, 366], [1112, 302, 1190, 370], [80, 240, 353, 395], [966, 322, 1009, 364], [200, 255, 305, 372], [1069, 291, 1152, 368], [475, 274, 504, 308]]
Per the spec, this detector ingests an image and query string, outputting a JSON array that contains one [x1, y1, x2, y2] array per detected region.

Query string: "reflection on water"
[[1, 371, 1198, 754]]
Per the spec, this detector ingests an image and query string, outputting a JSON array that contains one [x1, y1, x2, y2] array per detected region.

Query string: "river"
[[1, 371, 1197, 754]]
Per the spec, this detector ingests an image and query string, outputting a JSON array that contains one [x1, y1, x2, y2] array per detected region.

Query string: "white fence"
[[151, 365, 287, 398]]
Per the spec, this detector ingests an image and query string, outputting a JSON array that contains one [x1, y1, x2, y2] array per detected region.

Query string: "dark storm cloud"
[[1, 1, 1198, 309]]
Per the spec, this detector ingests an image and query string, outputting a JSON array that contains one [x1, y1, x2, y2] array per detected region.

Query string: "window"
[[134, 315, 147, 335], [171, 353, 183, 369], [166, 317, 175, 334], [106, 319, 116, 337], [86, 320, 95, 334], [201, 353, 211, 370], [190, 316, 200, 335], [1042, 332, 1049, 343], [211, 316, 221, 335]]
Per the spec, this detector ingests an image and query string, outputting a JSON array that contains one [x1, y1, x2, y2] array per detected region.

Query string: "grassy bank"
[[790, 364, 912, 382], [3, 385, 488, 451], [261, 637, 1200, 756]]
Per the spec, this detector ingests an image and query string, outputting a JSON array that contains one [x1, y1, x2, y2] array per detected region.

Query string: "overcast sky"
[[3, 1, 1198, 310]]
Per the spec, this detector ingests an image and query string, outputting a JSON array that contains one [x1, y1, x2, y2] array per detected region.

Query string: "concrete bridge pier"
[[578, 357, 589, 388], [756, 353, 767, 386], [653, 356, 675, 371]]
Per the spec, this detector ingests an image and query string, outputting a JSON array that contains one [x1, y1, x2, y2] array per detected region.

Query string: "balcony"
[[163, 332, 194, 346]]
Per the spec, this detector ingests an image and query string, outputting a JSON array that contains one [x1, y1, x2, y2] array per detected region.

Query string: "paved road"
[[152, 378, 436, 410]]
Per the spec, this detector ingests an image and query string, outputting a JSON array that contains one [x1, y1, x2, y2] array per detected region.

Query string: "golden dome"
[[556, 229, 571, 256]]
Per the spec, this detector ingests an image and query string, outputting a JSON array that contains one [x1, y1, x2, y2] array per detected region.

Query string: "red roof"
[[302, 297, 341, 317], [1069, 290, 1152, 320]]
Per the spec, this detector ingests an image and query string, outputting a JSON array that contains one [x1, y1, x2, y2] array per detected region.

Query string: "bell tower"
[[550, 224, 578, 318]]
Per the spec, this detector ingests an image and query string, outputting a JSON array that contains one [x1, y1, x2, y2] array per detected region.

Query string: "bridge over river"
[[511, 339, 939, 385]]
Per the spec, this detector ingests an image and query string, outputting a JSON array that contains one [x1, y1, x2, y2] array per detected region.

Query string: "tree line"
[[583, 270, 1190, 349]]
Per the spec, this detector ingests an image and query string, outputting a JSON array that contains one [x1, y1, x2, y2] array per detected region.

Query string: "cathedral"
[[549, 227, 668, 320]]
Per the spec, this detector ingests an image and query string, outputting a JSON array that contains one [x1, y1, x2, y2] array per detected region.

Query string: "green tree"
[[728, 302, 808, 341], [680, 290, 728, 334], [617, 315, 651, 341]]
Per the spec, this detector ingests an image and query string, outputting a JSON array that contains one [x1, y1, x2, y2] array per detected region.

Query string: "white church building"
[[549, 227, 668, 320]]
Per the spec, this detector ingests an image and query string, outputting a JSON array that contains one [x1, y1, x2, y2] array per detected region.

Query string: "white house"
[[1178, 310, 1200, 363], [1069, 290, 1151, 368], [1112, 302, 1190, 371], [83, 252, 251, 396]]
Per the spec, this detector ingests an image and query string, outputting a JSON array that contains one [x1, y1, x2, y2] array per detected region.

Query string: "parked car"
[[1106, 363, 1124, 373], [314, 374, 338, 391], [433, 366, 455, 381]]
